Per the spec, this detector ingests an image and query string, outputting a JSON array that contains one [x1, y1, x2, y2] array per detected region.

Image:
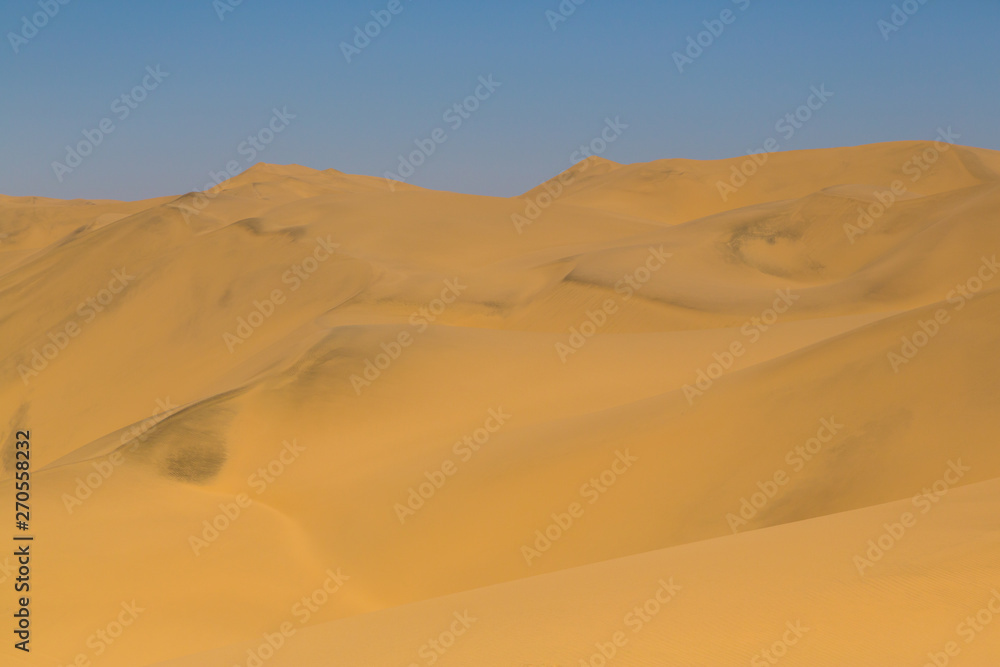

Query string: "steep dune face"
[[1, 141, 998, 666], [154, 477, 1000, 667]]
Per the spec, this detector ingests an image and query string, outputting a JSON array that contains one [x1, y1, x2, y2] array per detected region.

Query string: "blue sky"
[[1, 0, 998, 200]]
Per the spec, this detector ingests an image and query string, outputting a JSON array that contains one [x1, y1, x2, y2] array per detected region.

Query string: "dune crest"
[[2, 141, 998, 666]]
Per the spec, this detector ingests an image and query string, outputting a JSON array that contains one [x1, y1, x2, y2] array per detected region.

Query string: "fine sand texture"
[[2, 141, 999, 665]]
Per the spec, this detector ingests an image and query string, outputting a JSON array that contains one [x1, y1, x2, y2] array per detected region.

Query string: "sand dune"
[[152, 477, 1000, 666], [1, 140, 998, 665]]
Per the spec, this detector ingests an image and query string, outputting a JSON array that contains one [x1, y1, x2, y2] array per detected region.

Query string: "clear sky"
[[1, 0, 998, 200]]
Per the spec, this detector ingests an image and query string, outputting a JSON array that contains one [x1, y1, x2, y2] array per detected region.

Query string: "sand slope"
[[151, 476, 1000, 666], [1, 141, 998, 665]]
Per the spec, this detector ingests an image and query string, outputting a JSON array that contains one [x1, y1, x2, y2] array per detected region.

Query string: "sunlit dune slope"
[[152, 477, 1000, 667], [1, 140, 997, 666]]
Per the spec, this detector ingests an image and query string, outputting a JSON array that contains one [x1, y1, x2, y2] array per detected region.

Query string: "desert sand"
[[2, 140, 999, 665]]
